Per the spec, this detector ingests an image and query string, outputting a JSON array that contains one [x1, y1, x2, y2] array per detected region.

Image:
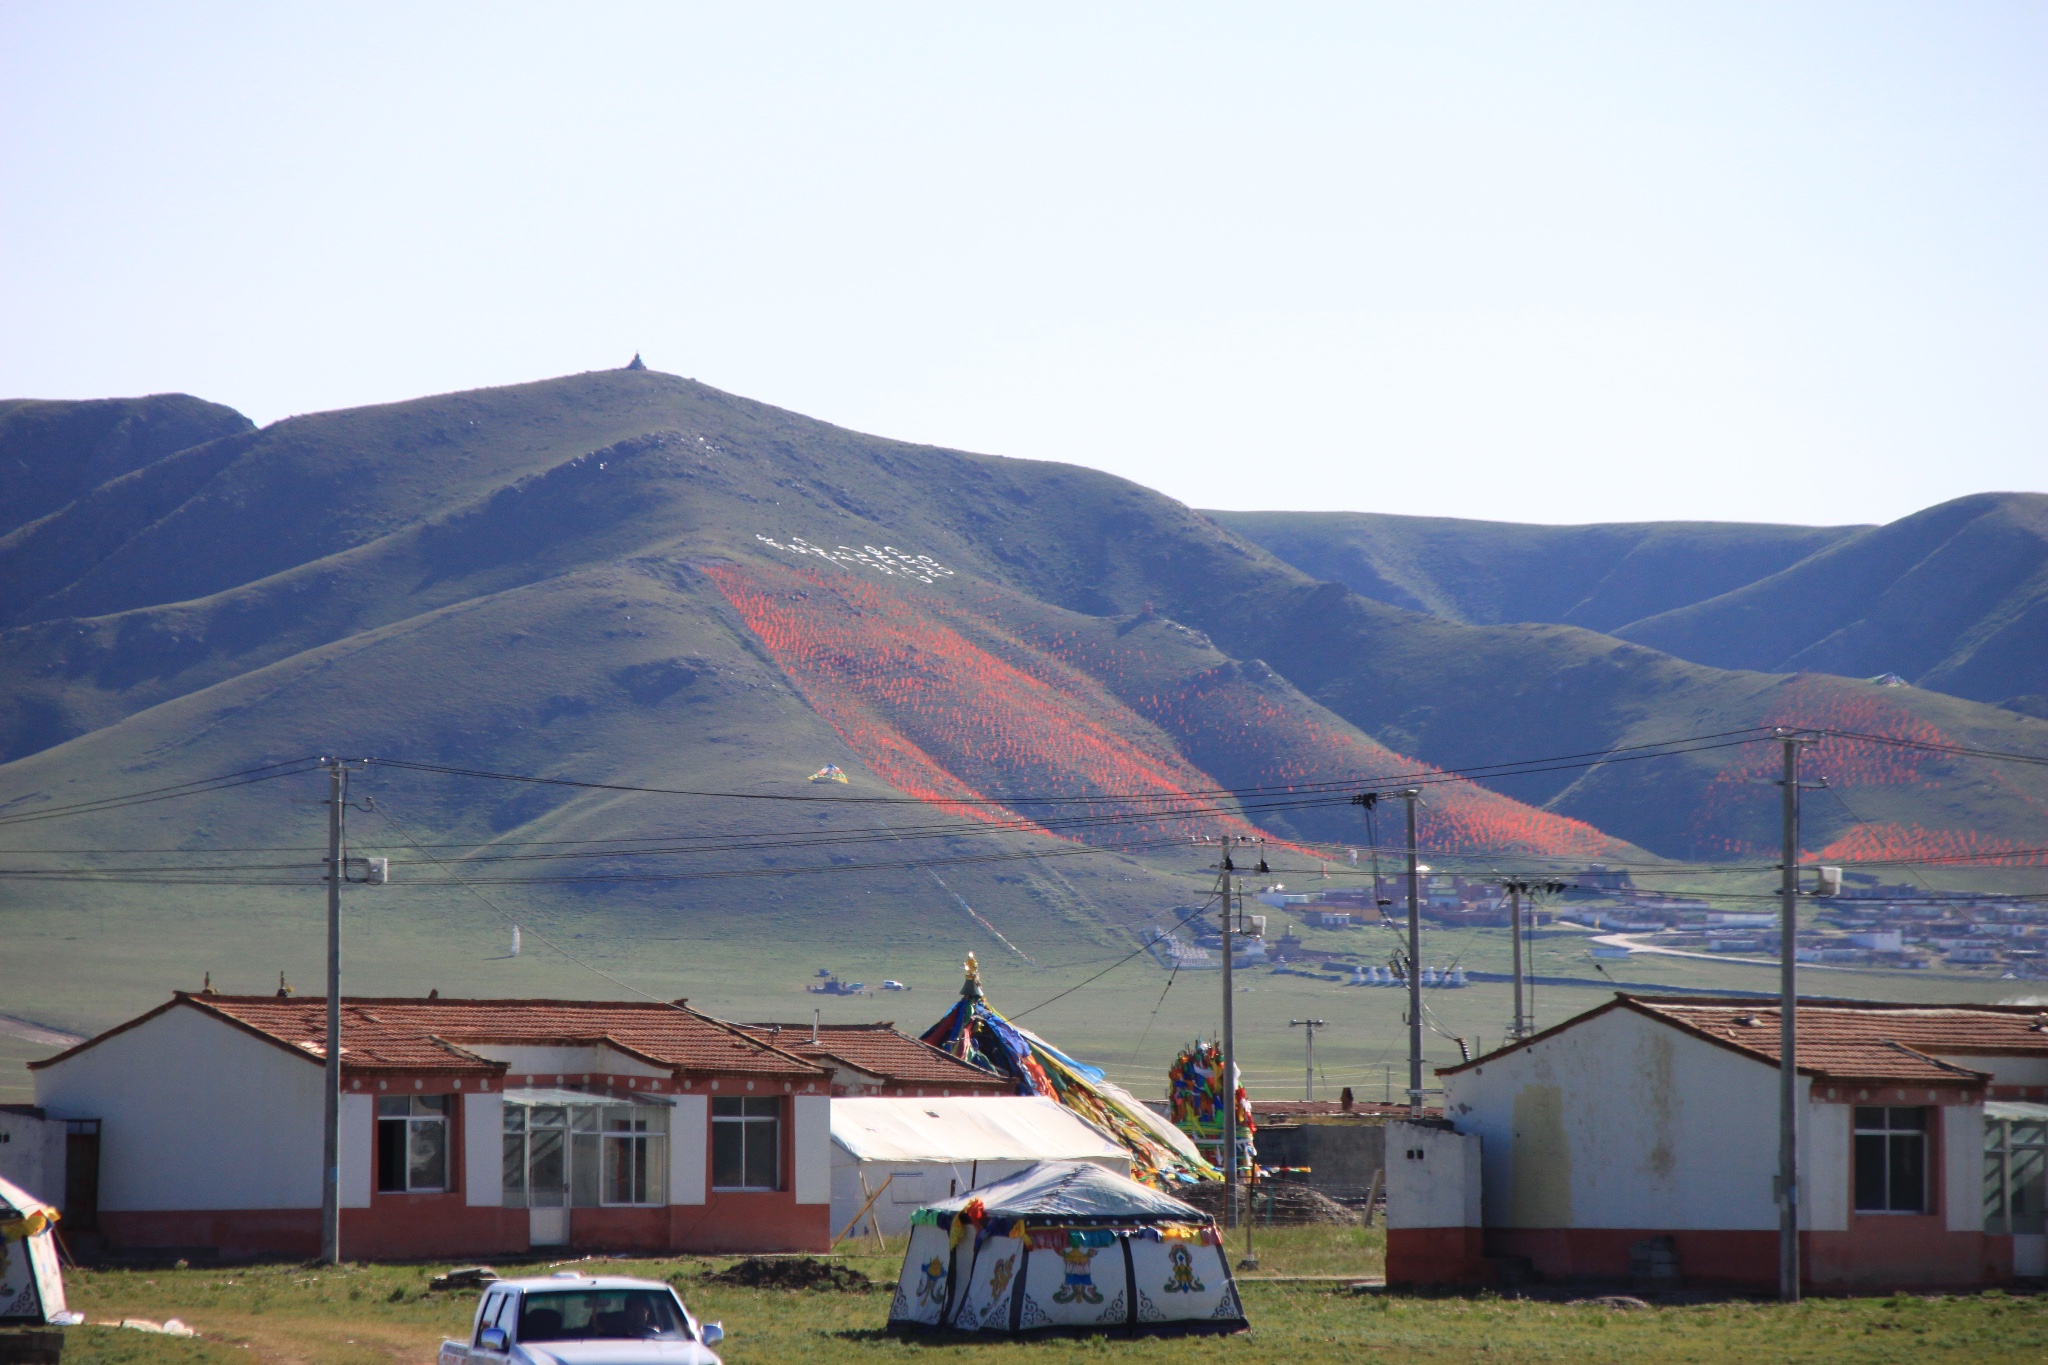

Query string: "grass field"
[[40, 1232, 2048, 1365]]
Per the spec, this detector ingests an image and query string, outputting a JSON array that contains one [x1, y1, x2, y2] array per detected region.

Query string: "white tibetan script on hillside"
[[756, 535, 957, 586]]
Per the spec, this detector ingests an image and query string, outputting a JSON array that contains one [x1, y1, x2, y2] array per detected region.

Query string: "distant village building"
[[23, 993, 1008, 1261], [1388, 995, 2048, 1292]]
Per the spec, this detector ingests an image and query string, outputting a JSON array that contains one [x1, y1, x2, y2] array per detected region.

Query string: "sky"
[[2, 4, 2043, 526]]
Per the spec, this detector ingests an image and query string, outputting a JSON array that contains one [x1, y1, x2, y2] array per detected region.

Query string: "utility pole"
[[1403, 789, 1424, 1117], [1777, 732, 1806, 1304], [320, 758, 345, 1267], [1290, 1019, 1326, 1101], [1506, 881, 1528, 1041], [1218, 841, 1237, 1231]]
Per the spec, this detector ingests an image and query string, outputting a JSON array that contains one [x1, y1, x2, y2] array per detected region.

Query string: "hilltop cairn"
[[624, 352, 647, 371]]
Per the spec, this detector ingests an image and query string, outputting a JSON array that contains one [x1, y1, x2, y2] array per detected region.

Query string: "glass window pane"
[[712, 1097, 743, 1118], [1987, 1140, 2009, 1236], [410, 1116, 448, 1190], [1854, 1133, 1888, 1211], [378, 1096, 411, 1118], [1888, 1133, 1924, 1213], [417, 1095, 449, 1115], [503, 1131, 528, 1207], [532, 1106, 567, 1129], [503, 1106, 526, 1134], [571, 1132, 600, 1206], [377, 1118, 408, 1193], [2013, 1145, 2046, 1234], [744, 1116, 779, 1190], [530, 1127, 566, 1206], [1854, 1106, 1884, 1131], [743, 1097, 780, 1119], [712, 1120, 745, 1188], [2016, 1121, 2048, 1150], [1888, 1107, 1926, 1132], [571, 1106, 599, 1133]]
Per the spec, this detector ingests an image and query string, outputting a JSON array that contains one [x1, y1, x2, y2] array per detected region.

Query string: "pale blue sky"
[[3, 4, 2042, 525]]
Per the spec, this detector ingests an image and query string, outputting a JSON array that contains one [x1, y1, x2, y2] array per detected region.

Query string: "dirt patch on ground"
[[704, 1258, 873, 1292]]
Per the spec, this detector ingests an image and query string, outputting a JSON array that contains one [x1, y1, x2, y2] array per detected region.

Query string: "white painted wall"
[[1385, 1121, 1481, 1229], [0, 1109, 66, 1210], [1805, 1101, 1849, 1233], [668, 1094, 706, 1205], [792, 1095, 829, 1205], [340, 1093, 373, 1209], [1444, 1006, 1830, 1231], [34, 1004, 325, 1211], [1944, 1104, 1984, 1233], [464, 1093, 503, 1207]]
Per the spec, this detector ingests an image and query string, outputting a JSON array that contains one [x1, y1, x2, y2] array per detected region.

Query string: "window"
[[1985, 1115, 2047, 1235], [517, 1289, 693, 1343], [377, 1095, 448, 1192], [1854, 1106, 1927, 1213], [502, 1101, 667, 1207], [711, 1096, 780, 1190]]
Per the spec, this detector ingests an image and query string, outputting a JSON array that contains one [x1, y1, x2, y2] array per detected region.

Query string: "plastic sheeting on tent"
[[831, 1097, 1129, 1237], [0, 1175, 67, 1325], [887, 1161, 1247, 1337], [921, 955, 1219, 1189]]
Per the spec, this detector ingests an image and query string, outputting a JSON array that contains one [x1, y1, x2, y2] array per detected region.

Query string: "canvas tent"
[[0, 1174, 67, 1325], [832, 1097, 1129, 1237], [921, 955, 1218, 1188], [887, 1161, 1247, 1336]]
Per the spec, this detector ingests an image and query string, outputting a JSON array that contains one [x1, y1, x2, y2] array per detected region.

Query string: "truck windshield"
[[518, 1290, 692, 1342]]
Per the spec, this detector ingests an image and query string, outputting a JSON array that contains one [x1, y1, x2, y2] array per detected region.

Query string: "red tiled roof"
[[1440, 995, 2047, 1085], [31, 995, 828, 1079], [736, 1023, 1012, 1090]]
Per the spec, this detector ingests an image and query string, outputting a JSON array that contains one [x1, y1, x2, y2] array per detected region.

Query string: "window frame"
[[1985, 1115, 2047, 1236], [1853, 1105, 1930, 1216], [376, 1093, 451, 1194], [501, 1098, 668, 1208], [710, 1095, 782, 1192]]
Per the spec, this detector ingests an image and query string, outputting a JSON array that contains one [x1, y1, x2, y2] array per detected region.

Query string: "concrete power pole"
[[1777, 732, 1807, 1304], [1218, 843, 1237, 1230], [1403, 789, 1423, 1117], [1507, 881, 1528, 1041], [320, 758, 345, 1267], [1290, 1019, 1326, 1101]]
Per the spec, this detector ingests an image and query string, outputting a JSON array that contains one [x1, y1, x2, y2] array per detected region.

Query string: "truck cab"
[[441, 1274, 723, 1365]]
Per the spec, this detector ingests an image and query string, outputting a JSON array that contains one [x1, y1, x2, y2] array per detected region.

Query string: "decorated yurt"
[[0, 1174, 67, 1325], [887, 1161, 1247, 1336]]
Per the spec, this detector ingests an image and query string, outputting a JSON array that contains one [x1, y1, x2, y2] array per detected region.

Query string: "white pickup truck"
[[439, 1274, 724, 1365]]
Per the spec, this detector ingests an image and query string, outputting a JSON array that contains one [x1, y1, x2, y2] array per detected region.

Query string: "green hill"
[[0, 394, 252, 537], [3, 368, 2044, 1103], [1209, 498, 2048, 716]]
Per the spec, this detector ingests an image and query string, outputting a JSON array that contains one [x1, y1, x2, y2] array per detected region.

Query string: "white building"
[[1388, 994, 2048, 1291]]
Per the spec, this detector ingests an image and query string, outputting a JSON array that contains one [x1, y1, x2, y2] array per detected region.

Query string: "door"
[[63, 1120, 100, 1231], [526, 1107, 569, 1247]]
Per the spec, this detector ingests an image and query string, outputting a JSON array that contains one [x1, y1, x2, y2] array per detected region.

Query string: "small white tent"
[[0, 1174, 67, 1325], [833, 1097, 1128, 1237], [889, 1161, 1246, 1336]]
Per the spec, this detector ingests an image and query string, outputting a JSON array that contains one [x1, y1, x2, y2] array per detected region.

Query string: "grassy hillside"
[[1207, 509, 1862, 632], [3, 368, 2044, 1106], [1617, 492, 2048, 712], [0, 394, 251, 537]]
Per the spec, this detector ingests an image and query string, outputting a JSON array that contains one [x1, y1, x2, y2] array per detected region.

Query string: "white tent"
[[888, 1161, 1246, 1336], [832, 1097, 1128, 1237], [0, 1174, 67, 1325]]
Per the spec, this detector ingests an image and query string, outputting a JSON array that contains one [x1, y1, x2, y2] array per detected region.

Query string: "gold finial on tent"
[[960, 951, 984, 1001]]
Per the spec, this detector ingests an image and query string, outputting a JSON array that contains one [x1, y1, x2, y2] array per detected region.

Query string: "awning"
[[831, 1096, 1125, 1165], [1985, 1101, 2048, 1122], [498, 1087, 674, 1107]]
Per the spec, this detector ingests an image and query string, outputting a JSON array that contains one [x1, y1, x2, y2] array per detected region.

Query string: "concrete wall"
[[1444, 1006, 1813, 1233], [792, 1096, 830, 1205], [670, 1094, 707, 1205], [463, 1093, 502, 1208], [0, 1108, 66, 1210], [1252, 1120, 1385, 1199], [35, 1005, 326, 1211], [1385, 1121, 1480, 1229], [1946, 1056, 2048, 1087]]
